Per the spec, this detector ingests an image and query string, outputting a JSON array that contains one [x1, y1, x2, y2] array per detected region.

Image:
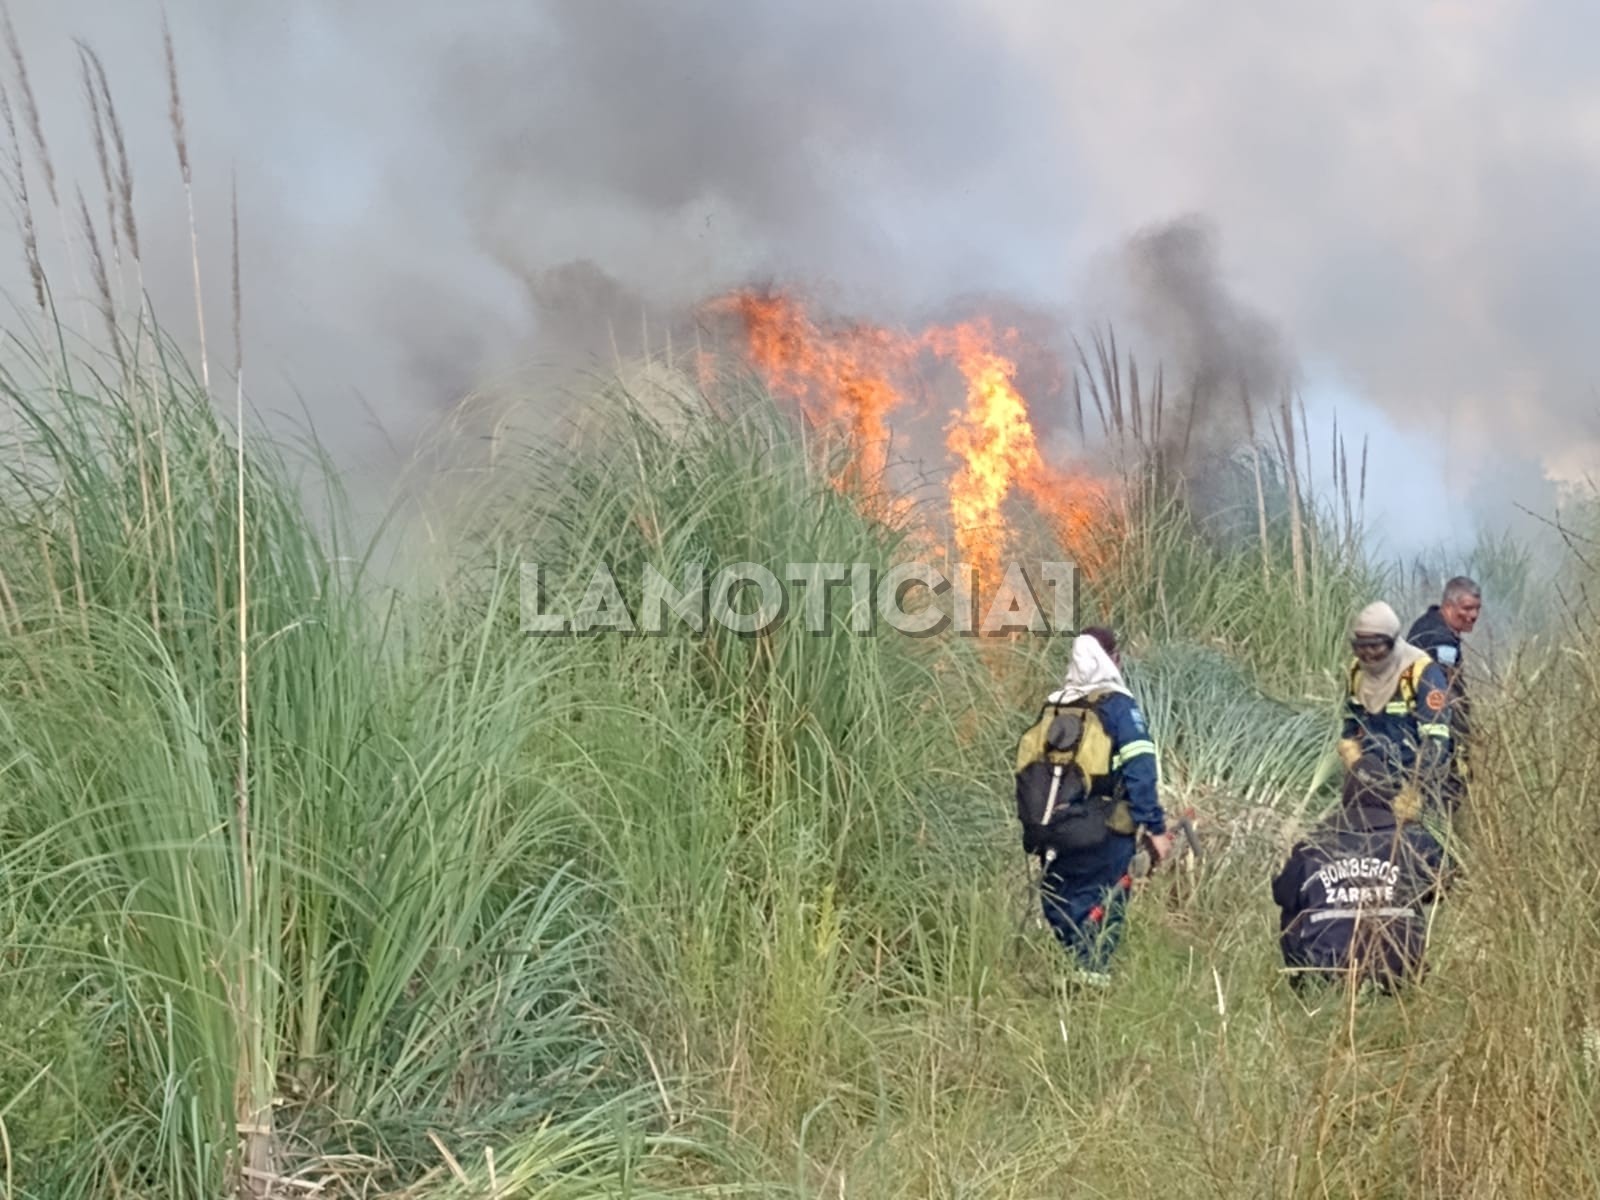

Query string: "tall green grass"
[[1079, 442, 1381, 696], [0, 334, 712, 1197], [434, 378, 1019, 1148]]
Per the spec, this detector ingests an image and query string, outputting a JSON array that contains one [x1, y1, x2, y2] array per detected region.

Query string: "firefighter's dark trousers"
[[1040, 834, 1137, 974]]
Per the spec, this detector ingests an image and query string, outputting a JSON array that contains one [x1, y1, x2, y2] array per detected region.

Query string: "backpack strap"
[[1401, 658, 1427, 702]]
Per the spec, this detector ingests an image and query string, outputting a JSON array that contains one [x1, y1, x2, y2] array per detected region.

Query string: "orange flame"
[[708, 289, 1116, 592], [929, 321, 1034, 587], [1022, 459, 1115, 578], [708, 291, 917, 505]]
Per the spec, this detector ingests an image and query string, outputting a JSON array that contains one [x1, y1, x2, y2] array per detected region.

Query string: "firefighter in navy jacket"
[[1272, 754, 1446, 992], [1407, 577, 1482, 815], [1035, 628, 1169, 987], [1338, 601, 1455, 818]]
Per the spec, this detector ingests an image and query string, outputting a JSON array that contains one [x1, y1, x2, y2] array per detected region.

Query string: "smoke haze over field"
[[1, 0, 1595, 550]]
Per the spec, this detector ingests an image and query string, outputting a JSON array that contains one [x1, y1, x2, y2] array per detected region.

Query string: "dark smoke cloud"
[[1, 0, 1595, 559], [1085, 215, 1298, 470], [449, 0, 1072, 321]]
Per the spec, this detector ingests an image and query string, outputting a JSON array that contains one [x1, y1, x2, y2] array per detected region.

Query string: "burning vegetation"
[[702, 289, 1119, 591]]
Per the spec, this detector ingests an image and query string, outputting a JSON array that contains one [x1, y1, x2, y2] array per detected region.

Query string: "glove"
[[1337, 738, 1362, 769], [1146, 830, 1175, 866], [1394, 783, 1422, 822]]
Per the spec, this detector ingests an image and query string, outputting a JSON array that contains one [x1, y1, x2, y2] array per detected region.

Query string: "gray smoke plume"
[[1, 0, 1594, 562], [0, 0, 1062, 458]]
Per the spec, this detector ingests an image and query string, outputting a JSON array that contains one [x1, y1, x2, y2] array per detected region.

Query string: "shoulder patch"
[[1129, 706, 1148, 734], [1425, 688, 1446, 712], [1435, 645, 1458, 666]]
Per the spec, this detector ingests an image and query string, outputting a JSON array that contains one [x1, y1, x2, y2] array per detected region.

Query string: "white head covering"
[[1047, 633, 1133, 705], [1351, 600, 1430, 714]]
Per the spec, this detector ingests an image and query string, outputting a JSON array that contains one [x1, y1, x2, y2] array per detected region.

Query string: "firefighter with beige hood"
[[1338, 601, 1456, 820]]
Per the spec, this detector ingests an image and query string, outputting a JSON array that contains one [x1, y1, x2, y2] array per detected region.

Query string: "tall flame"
[[709, 289, 1116, 592], [930, 322, 1036, 587]]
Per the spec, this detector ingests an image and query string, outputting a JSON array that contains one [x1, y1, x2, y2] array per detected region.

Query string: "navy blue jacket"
[[1407, 605, 1472, 742], [1272, 799, 1444, 989], [1093, 691, 1166, 835], [1341, 657, 1455, 796]]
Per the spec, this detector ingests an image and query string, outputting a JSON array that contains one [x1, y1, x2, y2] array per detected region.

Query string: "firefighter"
[[1337, 601, 1455, 819], [1407, 577, 1481, 816], [1272, 753, 1447, 994], [1033, 627, 1171, 989]]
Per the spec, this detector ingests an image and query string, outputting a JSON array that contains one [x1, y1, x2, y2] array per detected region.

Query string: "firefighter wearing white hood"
[[1030, 628, 1172, 987]]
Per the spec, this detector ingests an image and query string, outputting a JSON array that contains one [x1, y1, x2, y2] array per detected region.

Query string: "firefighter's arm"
[[1414, 661, 1455, 780], [1103, 694, 1165, 835]]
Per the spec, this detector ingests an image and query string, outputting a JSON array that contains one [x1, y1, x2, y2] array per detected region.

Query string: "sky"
[[2, 0, 1596, 560]]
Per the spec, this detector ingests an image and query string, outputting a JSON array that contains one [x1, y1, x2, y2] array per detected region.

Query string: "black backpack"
[[1013, 690, 1133, 855]]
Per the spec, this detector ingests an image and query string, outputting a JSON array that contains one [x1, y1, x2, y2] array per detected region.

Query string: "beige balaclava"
[[1351, 601, 1429, 714]]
